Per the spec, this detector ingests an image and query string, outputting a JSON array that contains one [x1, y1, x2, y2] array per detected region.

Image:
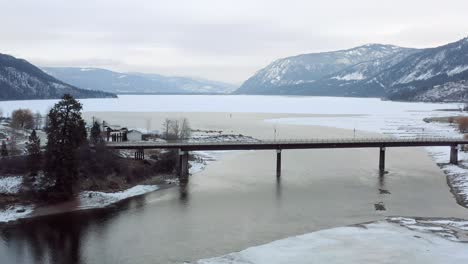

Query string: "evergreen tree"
[[1, 140, 8, 157], [90, 121, 103, 144], [26, 129, 41, 177], [44, 94, 87, 198]]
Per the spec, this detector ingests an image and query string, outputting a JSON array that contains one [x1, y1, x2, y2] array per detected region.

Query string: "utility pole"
[[274, 125, 277, 141]]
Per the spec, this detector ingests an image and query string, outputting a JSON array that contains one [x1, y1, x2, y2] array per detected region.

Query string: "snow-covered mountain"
[[377, 37, 468, 102], [236, 37, 468, 102], [43, 67, 237, 94], [0, 53, 116, 101], [235, 44, 414, 94]]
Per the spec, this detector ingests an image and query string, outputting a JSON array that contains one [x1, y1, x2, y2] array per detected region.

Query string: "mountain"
[[376, 38, 468, 102], [236, 37, 468, 102], [42, 67, 237, 94], [0, 53, 115, 101], [235, 44, 414, 95]]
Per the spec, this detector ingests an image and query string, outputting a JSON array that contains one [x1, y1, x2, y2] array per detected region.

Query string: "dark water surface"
[[1, 147, 468, 264]]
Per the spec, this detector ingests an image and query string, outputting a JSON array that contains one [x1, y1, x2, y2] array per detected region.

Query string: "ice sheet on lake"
[[192, 220, 468, 264], [0, 95, 460, 116]]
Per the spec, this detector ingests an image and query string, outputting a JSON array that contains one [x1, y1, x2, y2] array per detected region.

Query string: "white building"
[[127, 130, 143, 141]]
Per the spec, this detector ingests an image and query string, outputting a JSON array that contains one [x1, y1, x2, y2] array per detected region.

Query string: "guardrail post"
[[379, 146, 385, 174], [179, 150, 189, 183], [450, 145, 458, 165], [276, 149, 282, 177]]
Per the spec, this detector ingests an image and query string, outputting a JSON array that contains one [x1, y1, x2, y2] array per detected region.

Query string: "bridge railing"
[[106, 136, 468, 147]]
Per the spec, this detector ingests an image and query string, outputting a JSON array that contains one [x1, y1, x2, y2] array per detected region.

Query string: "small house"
[[127, 130, 143, 142]]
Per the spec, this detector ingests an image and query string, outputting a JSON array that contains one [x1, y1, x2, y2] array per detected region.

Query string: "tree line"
[[1, 94, 187, 200]]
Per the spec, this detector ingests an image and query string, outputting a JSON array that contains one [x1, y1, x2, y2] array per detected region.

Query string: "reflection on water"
[[0, 196, 146, 264]]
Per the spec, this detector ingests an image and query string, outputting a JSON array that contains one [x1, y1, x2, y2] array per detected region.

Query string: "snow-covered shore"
[[78, 185, 159, 210], [191, 217, 468, 264], [0, 176, 23, 195], [0, 184, 159, 223]]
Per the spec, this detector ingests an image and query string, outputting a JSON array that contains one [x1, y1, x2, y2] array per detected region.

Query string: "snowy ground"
[[0, 205, 34, 223], [0, 176, 23, 194], [0, 176, 34, 223], [191, 218, 468, 264], [267, 108, 468, 207], [0, 184, 160, 223], [78, 185, 159, 210]]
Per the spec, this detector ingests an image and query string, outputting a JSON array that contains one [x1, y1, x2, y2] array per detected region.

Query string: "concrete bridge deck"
[[106, 137, 468, 150], [105, 137, 468, 181]]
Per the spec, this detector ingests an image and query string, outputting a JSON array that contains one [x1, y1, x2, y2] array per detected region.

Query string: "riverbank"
[[0, 173, 173, 224], [0, 128, 252, 223]]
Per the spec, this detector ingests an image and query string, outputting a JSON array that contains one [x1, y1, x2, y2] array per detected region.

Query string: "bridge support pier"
[[379, 147, 385, 174], [276, 149, 282, 177], [179, 150, 189, 183], [134, 148, 144, 160], [450, 145, 459, 165]]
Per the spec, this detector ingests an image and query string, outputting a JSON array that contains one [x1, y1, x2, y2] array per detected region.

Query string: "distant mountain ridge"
[[43, 67, 237, 95], [0, 53, 116, 101], [236, 37, 468, 102]]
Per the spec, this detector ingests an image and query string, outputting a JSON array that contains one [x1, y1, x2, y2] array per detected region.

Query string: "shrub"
[[457, 117, 468, 133]]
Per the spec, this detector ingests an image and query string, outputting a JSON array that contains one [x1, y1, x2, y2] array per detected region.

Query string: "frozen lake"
[[0, 94, 461, 116]]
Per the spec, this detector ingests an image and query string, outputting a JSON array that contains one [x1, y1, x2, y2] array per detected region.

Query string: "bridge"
[[106, 137, 468, 182]]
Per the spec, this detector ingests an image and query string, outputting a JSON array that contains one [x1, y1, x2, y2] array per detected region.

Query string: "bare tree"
[[0, 108, 3, 119], [8, 135, 21, 156], [11, 109, 34, 130], [170, 119, 180, 140], [162, 118, 172, 139], [34, 112, 43, 130], [162, 118, 191, 140], [180, 118, 191, 139]]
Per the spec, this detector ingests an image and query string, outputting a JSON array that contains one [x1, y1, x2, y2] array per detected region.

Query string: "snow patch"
[[0, 205, 34, 223], [332, 72, 365, 81], [0, 176, 23, 194], [447, 65, 468, 76], [78, 185, 159, 209]]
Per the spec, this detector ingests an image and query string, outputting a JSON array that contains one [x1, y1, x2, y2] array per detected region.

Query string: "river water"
[[1, 95, 468, 263]]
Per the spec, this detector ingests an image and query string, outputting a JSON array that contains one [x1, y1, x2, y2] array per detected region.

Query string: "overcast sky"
[[1, 0, 468, 84]]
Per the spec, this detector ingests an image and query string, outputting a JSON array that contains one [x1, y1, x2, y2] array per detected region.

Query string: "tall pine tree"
[[90, 121, 103, 144], [44, 94, 87, 198], [26, 129, 41, 178]]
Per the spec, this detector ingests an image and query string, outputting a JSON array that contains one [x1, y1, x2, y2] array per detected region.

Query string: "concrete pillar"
[[179, 150, 189, 183], [134, 149, 144, 160], [178, 149, 182, 172], [379, 147, 385, 173], [276, 149, 282, 177], [450, 145, 459, 165]]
